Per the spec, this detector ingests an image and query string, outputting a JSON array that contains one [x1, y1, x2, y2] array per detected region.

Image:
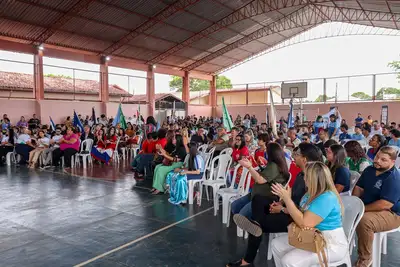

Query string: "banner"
[[112, 103, 127, 129], [321, 107, 342, 128], [222, 97, 234, 132], [73, 111, 84, 133], [287, 100, 294, 128]]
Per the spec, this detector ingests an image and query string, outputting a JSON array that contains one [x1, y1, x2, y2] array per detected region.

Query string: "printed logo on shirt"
[[374, 180, 382, 190]]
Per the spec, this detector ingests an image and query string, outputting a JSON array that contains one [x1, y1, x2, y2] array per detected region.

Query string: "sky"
[[0, 23, 399, 102]]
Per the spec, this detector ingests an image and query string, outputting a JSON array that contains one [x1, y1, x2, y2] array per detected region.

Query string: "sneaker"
[[355, 258, 372, 267], [233, 214, 263, 237]]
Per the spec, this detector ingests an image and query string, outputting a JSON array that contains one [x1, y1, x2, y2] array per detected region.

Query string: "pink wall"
[[216, 101, 400, 124], [0, 99, 37, 122], [188, 105, 212, 117], [106, 103, 148, 120]]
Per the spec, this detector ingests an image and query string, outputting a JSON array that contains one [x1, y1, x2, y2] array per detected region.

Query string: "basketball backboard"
[[281, 82, 307, 99]]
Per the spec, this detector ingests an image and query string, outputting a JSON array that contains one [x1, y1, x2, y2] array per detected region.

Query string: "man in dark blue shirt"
[[352, 146, 400, 267], [355, 113, 363, 127], [339, 123, 352, 142]]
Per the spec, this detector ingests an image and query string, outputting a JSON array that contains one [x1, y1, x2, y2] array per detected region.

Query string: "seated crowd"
[[1, 111, 400, 267]]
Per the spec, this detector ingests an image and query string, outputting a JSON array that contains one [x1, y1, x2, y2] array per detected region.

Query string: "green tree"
[[44, 74, 72, 79], [169, 75, 232, 91], [351, 92, 371, 100], [375, 87, 400, 100], [388, 60, 400, 79], [314, 94, 334, 102]]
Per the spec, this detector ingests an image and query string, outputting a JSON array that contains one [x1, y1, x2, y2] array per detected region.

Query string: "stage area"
[[0, 164, 399, 267]]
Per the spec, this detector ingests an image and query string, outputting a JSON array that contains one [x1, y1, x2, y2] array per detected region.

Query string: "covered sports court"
[[0, 1, 400, 266]]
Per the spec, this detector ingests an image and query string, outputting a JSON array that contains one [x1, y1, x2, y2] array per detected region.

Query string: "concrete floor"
[[0, 163, 399, 267]]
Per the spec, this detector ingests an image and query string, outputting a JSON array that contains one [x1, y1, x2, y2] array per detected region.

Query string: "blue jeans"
[[231, 194, 252, 219]]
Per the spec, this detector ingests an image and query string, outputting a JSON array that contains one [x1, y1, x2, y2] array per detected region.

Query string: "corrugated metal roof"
[[0, 0, 399, 74]]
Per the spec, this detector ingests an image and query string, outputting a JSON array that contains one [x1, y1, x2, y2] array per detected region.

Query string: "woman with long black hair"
[[152, 134, 187, 195], [166, 142, 205, 205], [326, 144, 350, 193], [0, 128, 15, 166], [230, 142, 290, 220]]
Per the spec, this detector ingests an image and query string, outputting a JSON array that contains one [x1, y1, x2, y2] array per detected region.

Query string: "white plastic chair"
[[198, 144, 208, 154], [75, 139, 94, 169], [214, 165, 250, 224], [112, 138, 121, 164], [372, 227, 400, 267], [6, 149, 17, 166], [220, 147, 233, 156], [188, 150, 213, 205], [309, 195, 365, 267], [349, 170, 361, 193], [202, 154, 232, 203], [129, 135, 142, 158]]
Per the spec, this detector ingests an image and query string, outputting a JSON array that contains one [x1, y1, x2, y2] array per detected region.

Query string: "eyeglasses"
[[302, 138, 308, 141]]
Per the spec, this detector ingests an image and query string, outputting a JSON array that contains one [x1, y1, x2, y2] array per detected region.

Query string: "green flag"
[[222, 97, 234, 132], [115, 103, 127, 129]]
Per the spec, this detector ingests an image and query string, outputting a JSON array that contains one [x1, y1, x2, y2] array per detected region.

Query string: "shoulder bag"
[[288, 222, 328, 267]]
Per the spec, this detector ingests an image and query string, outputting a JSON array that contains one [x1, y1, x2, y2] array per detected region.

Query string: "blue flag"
[[49, 116, 56, 131], [287, 100, 294, 128], [73, 110, 84, 133]]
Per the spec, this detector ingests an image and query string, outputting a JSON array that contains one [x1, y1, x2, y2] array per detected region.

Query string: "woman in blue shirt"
[[388, 129, 400, 148], [313, 115, 324, 136], [269, 161, 348, 267], [326, 144, 351, 194]]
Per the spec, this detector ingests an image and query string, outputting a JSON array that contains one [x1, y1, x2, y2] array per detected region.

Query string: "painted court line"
[[73, 206, 214, 267]]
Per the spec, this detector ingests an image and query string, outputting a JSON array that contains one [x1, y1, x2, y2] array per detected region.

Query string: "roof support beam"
[[101, 0, 201, 56], [147, 0, 334, 65], [355, 0, 375, 27], [183, 5, 400, 71], [32, 0, 94, 44], [386, 1, 399, 30]]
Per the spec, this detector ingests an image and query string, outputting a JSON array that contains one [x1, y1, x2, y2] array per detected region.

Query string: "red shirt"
[[141, 139, 156, 154], [156, 137, 167, 149], [232, 146, 250, 162], [288, 161, 302, 188]]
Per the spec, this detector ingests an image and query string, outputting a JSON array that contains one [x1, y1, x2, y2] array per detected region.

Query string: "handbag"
[[288, 222, 328, 267]]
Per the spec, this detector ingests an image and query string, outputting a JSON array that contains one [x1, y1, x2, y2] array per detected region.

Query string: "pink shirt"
[[60, 134, 80, 151]]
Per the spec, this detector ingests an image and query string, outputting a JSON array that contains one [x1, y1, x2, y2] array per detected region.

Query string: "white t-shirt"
[[52, 135, 63, 148], [17, 134, 31, 144], [38, 137, 50, 148], [1, 136, 9, 143]]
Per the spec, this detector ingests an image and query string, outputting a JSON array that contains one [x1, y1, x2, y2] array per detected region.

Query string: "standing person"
[[16, 116, 28, 129], [52, 127, 79, 169], [328, 114, 339, 138], [250, 115, 257, 127], [355, 113, 363, 127], [226, 143, 323, 267], [270, 162, 347, 267], [326, 144, 351, 194], [367, 115, 373, 125], [352, 146, 400, 267], [243, 114, 251, 129], [28, 114, 40, 130], [313, 116, 324, 137]]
